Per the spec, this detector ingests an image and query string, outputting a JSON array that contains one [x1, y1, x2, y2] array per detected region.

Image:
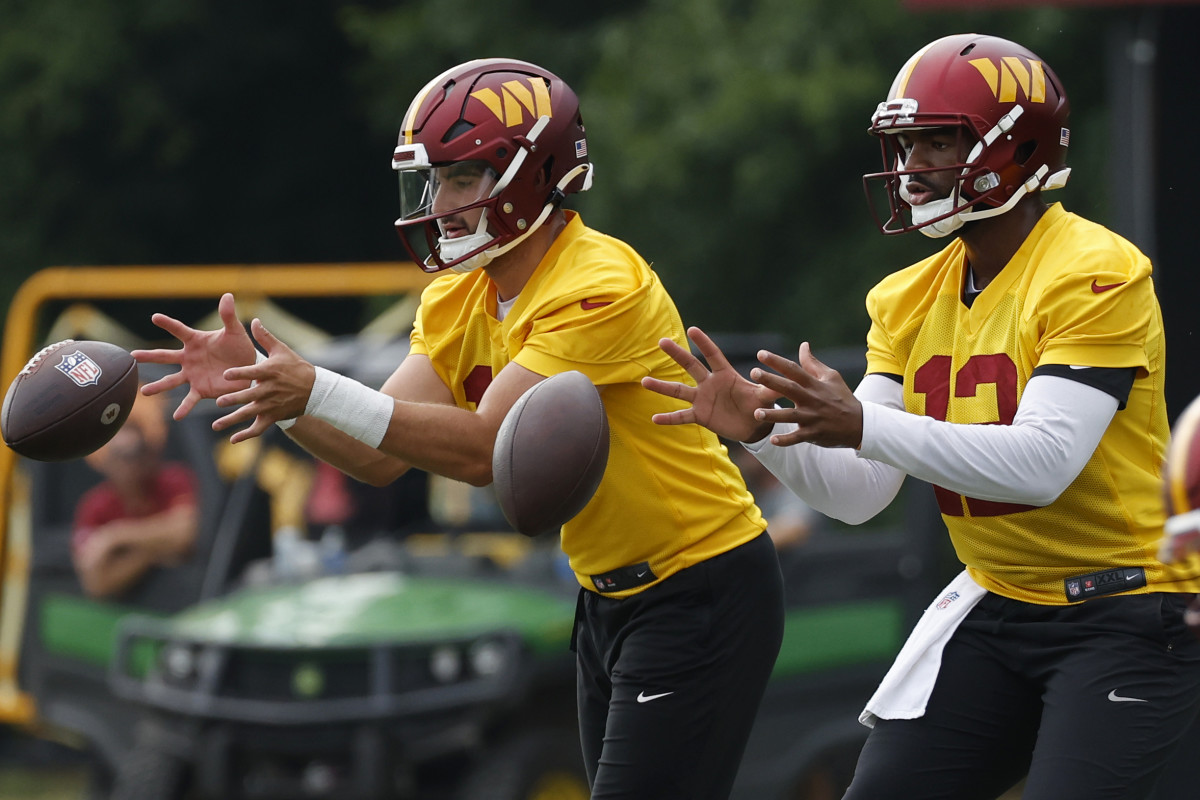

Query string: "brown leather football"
[[2, 340, 139, 462], [492, 371, 609, 537]]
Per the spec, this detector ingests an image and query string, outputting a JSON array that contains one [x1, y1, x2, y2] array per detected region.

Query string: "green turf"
[[0, 767, 89, 799]]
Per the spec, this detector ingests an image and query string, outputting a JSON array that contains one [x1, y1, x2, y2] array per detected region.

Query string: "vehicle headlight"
[[468, 638, 508, 677], [429, 645, 463, 683], [160, 642, 198, 685]]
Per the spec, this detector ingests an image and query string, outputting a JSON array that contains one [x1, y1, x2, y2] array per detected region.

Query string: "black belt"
[[590, 561, 657, 593], [1064, 567, 1146, 602]]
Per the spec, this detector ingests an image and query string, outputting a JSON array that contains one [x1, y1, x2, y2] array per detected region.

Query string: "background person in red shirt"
[[71, 393, 198, 600]]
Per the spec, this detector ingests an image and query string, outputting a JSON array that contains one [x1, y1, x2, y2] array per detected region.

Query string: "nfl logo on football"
[[56, 351, 103, 387]]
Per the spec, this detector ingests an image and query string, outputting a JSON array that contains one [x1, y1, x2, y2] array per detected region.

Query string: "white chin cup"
[[438, 229, 495, 273], [900, 178, 964, 239], [912, 197, 965, 238]]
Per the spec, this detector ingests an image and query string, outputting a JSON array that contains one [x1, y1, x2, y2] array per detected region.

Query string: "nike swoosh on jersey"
[[1107, 689, 1148, 703], [580, 298, 612, 310], [1091, 279, 1127, 293], [636, 691, 674, 703]]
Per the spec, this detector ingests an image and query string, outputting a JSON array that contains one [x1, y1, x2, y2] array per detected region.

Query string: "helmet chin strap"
[[900, 163, 1070, 240], [439, 162, 594, 273]]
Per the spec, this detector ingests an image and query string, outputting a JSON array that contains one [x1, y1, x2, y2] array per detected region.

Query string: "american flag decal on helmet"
[[575, 139, 587, 158], [1060, 127, 1070, 146]]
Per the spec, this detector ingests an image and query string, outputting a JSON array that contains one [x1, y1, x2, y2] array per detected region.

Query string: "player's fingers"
[[222, 365, 257, 384], [140, 371, 187, 397], [131, 347, 183, 366], [686, 327, 735, 372], [149, 313, 193, 342], [662, 336, 715, 385], [657, 336, 698, 368], [751, 367, 804, 399], [228, 417, 272, 445], [173, 390, 201, 421], [757, 349, 809, 383], [218, 293, 243, 334], [755, 404, 800, 424], [797, 342, 838, 380], [641, 375, 696, 402], [250, 318, 291, 356], [650, 408, 697, 427], [768, 428, 811, 447], [751, 403, 810, 446], [212, 403, 257, 432], [215, 386, 255, 408]]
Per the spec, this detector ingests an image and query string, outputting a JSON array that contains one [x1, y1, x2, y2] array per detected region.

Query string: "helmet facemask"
[[865, 121, 985, 238], [396, 153, 506, 274]]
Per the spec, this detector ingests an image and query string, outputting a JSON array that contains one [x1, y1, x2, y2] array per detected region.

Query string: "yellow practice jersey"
[[865, 203, 1200, 603], [410, 211, 766, 596]]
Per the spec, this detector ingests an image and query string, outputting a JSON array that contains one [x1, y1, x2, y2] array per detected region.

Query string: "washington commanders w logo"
[[968, 57, 1046, 103], [471, 78, 553, 127]]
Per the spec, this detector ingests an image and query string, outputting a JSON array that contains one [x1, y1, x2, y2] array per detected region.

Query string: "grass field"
[[0, 729, 91, 800], [0, 767, 88, 800]]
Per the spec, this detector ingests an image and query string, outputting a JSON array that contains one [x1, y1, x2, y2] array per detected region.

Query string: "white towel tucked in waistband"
[[859, 569, 986, 728]]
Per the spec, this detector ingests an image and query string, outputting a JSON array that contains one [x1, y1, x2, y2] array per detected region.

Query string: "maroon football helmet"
[[392, 58, 593, 273], [863, 34, 1071, 237]]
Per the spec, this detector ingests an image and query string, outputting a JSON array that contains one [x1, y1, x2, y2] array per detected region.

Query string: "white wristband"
[[306, 367, 393, 448], [254, 351, 296, 430]]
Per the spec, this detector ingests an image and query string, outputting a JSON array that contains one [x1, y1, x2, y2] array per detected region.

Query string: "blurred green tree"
[[0, 0, 1122, 353], [0, 0, 398, 335]]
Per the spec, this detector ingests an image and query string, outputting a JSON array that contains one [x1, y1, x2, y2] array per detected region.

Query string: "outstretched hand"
[[641, 327, 779, 443], [214, 318, 316, 444], [749, 343, 863, 449], [132, 293, 257, 420]]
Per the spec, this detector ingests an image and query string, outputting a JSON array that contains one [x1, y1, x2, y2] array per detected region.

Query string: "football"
[[1, 340, 139, 462], [492, 371, 609, 537], [1162, 392, 1200, 563]]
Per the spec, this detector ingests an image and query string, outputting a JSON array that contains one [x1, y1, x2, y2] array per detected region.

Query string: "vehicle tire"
[[454, 728, 590, 800], [109, 736, 193, 800], [80, 750, 114, 800]]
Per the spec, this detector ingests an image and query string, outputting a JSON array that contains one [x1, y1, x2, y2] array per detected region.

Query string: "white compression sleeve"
[[857, 373, 1118, 506], [744, 374, 907, 524]]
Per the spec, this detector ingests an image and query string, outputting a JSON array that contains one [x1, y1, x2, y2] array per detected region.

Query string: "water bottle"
[[319, 525, 348, 575], [273, 525, 304, 580]]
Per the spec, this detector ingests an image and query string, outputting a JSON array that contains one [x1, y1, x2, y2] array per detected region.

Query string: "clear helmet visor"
[[397, 160, 499, 227]]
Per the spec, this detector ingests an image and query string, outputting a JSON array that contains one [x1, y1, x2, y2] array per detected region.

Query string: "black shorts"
[[845, 591, 1200, 800], [573, 531, 784, 800]]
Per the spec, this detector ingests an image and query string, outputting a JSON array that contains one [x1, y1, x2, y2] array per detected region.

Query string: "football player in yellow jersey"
[[645, 34, 1200, 799], [133, 59, 783, 799]]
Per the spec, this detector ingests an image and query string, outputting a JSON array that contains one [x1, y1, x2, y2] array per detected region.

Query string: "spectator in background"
[[71, 392, 198, 600]]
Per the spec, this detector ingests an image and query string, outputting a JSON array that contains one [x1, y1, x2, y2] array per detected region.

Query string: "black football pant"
[[573, 532, 784, 800], [844, 591, 1200, 800]]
